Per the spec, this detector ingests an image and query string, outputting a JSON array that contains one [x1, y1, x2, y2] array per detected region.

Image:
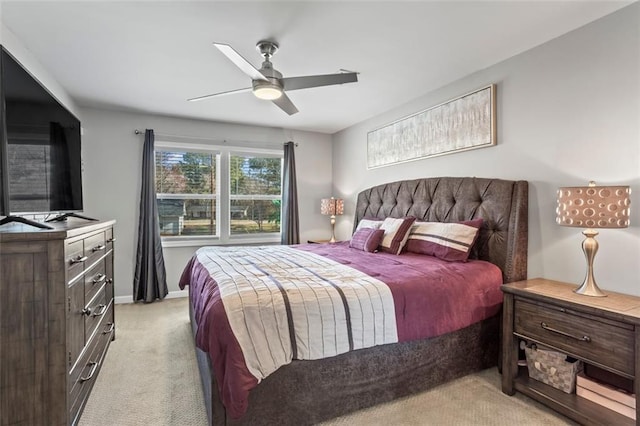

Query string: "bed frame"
[[190, 177, 528, 425]]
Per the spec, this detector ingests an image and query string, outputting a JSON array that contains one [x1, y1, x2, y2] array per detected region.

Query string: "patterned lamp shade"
[[556, 182, 631, 229], [556, 181, 631, 297], [320, 197, 344, 216]]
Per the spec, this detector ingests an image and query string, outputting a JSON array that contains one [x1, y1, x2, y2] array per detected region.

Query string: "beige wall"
[[332, 4, 640, 295]]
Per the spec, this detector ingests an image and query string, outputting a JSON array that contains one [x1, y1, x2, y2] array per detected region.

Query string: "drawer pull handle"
[[92, 274, 106, 285], [107, 237, 116, 243], [82, 304, 106, 317], [541, 322, 591, 343], [92, 244, 106, 252], [102, 323, 115, 334], [80, 362, 99, 382], [92, 304, 108, 317], [70, 255, 88, 265]]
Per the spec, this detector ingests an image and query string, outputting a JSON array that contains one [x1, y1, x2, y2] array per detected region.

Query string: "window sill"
[[161, 235, 281, 248]]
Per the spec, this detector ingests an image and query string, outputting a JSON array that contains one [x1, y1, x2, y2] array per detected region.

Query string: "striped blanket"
[[192, 245, 398, 382]]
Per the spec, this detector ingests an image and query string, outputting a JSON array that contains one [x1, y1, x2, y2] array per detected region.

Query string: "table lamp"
[[320, 197, 344, 243], [556, 181, 631, 297]]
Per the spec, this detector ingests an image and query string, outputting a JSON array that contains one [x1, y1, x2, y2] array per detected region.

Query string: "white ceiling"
[[0, 1, 632, 134]]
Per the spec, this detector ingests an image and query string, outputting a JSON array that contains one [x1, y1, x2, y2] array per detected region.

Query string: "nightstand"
[[501, 278, 640, 425]]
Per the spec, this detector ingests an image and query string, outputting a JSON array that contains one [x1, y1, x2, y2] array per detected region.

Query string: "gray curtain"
[[281, 141, 300, 244], [133, 129, 168, 302]]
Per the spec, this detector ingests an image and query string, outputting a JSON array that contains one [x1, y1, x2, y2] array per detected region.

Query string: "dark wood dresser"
[[502, 278, 640, 426], [0, 219, 116, 425]]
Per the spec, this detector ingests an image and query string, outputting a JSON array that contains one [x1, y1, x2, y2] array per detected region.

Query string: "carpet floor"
[[80, 298, 575, 425]]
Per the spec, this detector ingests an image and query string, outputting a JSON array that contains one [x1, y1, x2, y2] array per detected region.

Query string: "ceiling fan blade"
[[272, 93, 299, 115], [213, 43, 268, 81], [187, 87, 252, 102], [281, 72, 358, 91]]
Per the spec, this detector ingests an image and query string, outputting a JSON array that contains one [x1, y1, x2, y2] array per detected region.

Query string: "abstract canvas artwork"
[[367, 85, 496, 169]]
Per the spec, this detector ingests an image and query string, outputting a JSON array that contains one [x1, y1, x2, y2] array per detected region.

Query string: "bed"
[[180, 176, 529, 425]]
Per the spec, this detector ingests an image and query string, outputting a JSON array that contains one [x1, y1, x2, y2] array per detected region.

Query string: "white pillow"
[[354, 218, 383, 232], [378, 217, 416, 254]]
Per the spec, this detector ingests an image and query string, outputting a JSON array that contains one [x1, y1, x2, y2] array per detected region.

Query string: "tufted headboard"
[[354, 177, 528, 283]]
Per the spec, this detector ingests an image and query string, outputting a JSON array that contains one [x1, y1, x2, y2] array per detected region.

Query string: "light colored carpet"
[[81, 297, 575, 425], [79, 298, 207, 426]]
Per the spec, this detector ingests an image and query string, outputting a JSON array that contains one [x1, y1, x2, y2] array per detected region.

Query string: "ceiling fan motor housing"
[[253, 53, 284, 99]]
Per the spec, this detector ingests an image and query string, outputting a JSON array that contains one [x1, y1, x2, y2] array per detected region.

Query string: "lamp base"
[[574, 229, 607, 297], [574, 279, 607, 297], [329, 215, 337, 243]]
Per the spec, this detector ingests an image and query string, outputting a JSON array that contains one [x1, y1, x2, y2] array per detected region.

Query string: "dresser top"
[[502, 278, 640, 324], [0, 218, 115, 242]]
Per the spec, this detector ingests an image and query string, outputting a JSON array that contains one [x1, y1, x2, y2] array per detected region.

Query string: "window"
[[155, 150, 218, 237], [154, 142, 282, 245], [230, 154, 282, 235]]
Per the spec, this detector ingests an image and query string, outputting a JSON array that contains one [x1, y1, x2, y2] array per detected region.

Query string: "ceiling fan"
[[188, 40, 358, 115]]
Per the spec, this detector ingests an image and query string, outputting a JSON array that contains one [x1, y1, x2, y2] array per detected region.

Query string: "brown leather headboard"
[[354, 177, 528, 283]]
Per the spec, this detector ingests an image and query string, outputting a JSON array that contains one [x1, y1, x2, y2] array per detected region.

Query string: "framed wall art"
[[367, 84, 496, 169]]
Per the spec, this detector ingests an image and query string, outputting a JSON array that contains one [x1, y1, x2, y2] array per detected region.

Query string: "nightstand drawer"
[[514, 299, 634, 376]]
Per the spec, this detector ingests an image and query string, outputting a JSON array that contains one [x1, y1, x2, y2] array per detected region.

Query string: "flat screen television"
[[0, 45, 85, 228]]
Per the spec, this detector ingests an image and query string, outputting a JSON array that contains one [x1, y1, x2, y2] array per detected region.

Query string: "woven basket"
[[525, 345, 583, 393]]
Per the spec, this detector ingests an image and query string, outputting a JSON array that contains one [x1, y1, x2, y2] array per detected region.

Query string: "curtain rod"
[[134, 129, 298, 146]]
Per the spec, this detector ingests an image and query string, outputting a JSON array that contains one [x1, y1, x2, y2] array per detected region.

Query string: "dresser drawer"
[[69, 304, 114, 393], [514, 299, 634, 375], [105, 227, 115, 252], [84, 259, 106, 304], [84, 232, 107, 268], [69, 316, 114, 425], [84, 291, 110, 344], [66, 240, 86, 283]]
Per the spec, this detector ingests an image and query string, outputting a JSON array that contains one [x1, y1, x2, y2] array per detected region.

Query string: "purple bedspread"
[[179, 242, 503, 419]]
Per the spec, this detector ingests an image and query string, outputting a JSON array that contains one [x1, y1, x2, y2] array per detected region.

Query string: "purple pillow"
[[405, 219, 483, 262], [349, 228, 385, 252]]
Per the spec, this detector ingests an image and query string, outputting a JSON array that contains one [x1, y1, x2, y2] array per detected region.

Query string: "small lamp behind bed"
[[556, 181, 631, 297], [320, 197, 344, 243]]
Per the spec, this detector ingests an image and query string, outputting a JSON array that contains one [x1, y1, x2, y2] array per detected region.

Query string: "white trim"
[[162, 235, 281, 248], [114, 289, 188, 304], [155, 140, 226, 152], [156, 140, 284, 156]]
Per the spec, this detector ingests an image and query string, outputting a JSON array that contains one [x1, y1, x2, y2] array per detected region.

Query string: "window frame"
[[155, 140, 283, 248]]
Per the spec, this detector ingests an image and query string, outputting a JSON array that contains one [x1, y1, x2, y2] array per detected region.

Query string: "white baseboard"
[[114, 289, 188, 304]]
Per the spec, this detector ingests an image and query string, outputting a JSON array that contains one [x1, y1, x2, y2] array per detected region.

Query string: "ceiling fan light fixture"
[[254, 86, 282, 100], [253, 82, 283, 100]]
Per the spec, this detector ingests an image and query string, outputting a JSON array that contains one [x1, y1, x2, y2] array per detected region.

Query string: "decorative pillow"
[[349, 228, 385, 252], [378, 217, 417, 255], [405, 219, 483, 262], [354, 217, 383, 232]]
